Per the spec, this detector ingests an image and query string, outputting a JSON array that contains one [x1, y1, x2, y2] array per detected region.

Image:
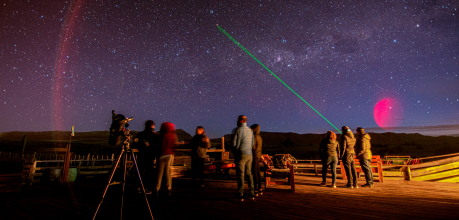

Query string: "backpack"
[[272, 154, 297, 169]]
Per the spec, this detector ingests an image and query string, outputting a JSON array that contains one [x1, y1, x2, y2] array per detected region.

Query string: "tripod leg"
[[120, 152, 127, 220], [130, 151, 154, 220], [92, 151, 124, 220]]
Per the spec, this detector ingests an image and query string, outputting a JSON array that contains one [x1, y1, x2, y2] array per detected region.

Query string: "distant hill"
[[1, 130, 459, 158], [211, 131, 459, 159], [0, 129, 192, 154]]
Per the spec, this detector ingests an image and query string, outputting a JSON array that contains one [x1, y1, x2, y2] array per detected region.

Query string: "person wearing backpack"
[[319, 131, 340, 188], [189, 126, 211, 188]]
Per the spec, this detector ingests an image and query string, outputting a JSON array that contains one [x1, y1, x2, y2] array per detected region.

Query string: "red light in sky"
[[374, 98, 403, 129]]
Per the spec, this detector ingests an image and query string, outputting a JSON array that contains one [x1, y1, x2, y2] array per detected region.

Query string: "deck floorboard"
[[0, 174, 458, 220]]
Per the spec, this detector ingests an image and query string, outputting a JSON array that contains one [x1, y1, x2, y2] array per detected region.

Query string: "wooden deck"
[[1, 174, 458, 220]]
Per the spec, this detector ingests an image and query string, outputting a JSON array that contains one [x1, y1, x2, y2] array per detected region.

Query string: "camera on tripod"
[[108, 110, 134, 146]]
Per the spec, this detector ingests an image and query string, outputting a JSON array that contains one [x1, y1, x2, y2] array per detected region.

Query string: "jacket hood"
[[251, 125, 260, 135], [160, 122, 175, 133], [361, 133, 371, 140], [344, 130, 354, 138]]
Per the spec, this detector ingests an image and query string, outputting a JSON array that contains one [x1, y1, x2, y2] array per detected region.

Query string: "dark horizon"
[[1, 124, 458, 139]]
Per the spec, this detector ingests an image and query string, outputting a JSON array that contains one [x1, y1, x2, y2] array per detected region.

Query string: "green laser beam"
[[217, 25, 342, 134]]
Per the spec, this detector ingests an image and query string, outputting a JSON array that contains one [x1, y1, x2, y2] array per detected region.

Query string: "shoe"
[[258, 189, 263, 196], [254, 192, 259, 197], [247, 194, 255, 200], [168, 189, 172, 196], [139, 188, 152, 195], [361, 183, 374, 188], [353, 184, 359, 189], [231, 195, 244, 201], [344, 184, 354, 188], [320, 182, 326, 186], [331, 184, 336, 188]]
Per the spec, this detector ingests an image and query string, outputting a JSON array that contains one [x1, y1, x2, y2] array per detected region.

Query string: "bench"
[[206, 160, 235, 179], [262, 154, 295, 193], [340, 155, 383, 183]]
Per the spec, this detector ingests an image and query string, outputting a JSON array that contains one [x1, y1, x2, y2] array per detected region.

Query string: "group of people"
[[135, 120, 178, 196], [134, 115, 264, 201], [134, 116, 374, 199], [319, 126, 374, 188]]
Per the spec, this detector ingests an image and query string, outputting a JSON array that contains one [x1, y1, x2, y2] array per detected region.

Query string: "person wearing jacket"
[[319, 131, 340, 188], [189, 126, 211, 188], [134, 120, 159, 193], [340, 126, 358, 188], [250, 124, 263, 196], [356, 127, 374, 188], [155, 122, 179, 196], [231, 115, 255, 201]]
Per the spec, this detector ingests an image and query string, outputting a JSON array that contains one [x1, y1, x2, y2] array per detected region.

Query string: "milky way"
[[1, 0, 458, 137]]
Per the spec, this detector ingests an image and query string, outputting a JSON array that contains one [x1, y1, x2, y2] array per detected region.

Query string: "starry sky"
[[1, 0, 458, 138]]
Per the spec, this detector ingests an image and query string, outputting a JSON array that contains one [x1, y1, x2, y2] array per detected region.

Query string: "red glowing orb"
[[374, 98, 403, 129]]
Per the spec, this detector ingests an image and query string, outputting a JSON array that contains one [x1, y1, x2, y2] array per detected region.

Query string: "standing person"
[[134, 120, 159, 193], [250, 124, 263, 196], [319, 131, 340, 188], [356, 127, 374, 188], [189, 126, 211, 188], [231, 115, 255, 201], [155, 122, 178, 196], [340, 126, 358, 188]]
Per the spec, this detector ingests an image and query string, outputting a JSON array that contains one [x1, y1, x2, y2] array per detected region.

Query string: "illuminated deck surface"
[[1, 174, 458, 220]]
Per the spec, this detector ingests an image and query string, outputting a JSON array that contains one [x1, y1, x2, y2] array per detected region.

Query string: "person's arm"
[[233, 129, 240, 150], [336, 142, 340, 159]]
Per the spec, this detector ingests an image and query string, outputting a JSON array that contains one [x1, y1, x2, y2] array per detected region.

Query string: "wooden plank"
[[411, 161, 459, 177], [437, 175, 459, 183], [383, 171, 404, 177], [409, 156, 459, 169], [412, 169, 459, 181]]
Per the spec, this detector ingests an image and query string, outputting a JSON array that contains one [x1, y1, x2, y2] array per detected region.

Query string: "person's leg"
[[155, 155, 167, 191], [252, 158, 261, 191], [198, 158, 205, 186], [165, 154, 174, 190], [359, 158, 374, 185], [245, 155, 254, 196], [191, 158, 197, 184], [366, 159, 374, 185], [343, 154, 353, 185], [331, 156, 338, 185], [236, 156, 246, 196], [350, 156, 358, 186], [321, 159, 328, 183]]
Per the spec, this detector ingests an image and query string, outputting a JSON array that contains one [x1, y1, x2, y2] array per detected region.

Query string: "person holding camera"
[[155, 122, 179, 196], [189, 126, 211, 188]]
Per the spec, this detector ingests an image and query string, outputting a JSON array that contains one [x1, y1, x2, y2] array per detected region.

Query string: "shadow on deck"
[[1, 174, 458, 220]]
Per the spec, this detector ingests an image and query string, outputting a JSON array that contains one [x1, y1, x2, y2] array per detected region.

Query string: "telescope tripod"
[[92, 145, 154, 220]]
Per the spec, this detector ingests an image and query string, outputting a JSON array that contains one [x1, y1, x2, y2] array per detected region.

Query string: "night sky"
[[1, 0, 458, 138]]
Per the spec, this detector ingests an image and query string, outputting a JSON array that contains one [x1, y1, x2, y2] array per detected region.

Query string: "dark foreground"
[[1, 174, 459, 220]]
